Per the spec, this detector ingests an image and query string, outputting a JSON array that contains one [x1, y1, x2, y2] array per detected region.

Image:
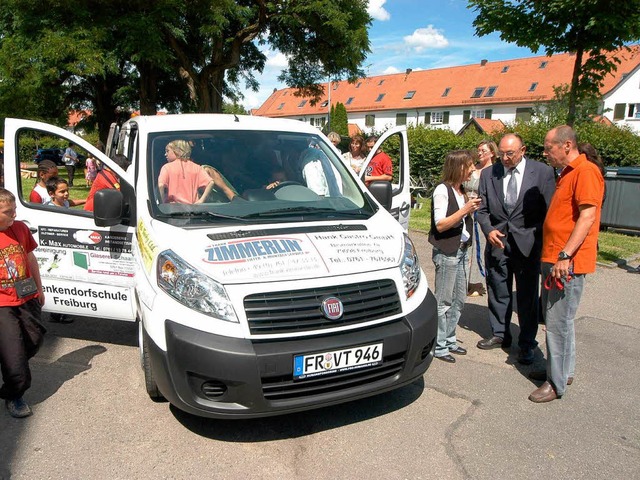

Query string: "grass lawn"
[[409, 198, 640, 265]]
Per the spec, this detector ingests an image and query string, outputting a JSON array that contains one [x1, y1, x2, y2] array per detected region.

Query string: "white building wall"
[[292, 104, 533, 135], [602, 66, 640, 134]]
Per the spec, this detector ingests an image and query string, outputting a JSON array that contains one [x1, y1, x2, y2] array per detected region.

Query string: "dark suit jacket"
[[476, 157, 556, 258]]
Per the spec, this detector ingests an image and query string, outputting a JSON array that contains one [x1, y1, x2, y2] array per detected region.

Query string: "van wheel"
[[140, 326, 166, 402]]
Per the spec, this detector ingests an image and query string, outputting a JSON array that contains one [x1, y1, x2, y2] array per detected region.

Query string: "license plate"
[[293, 343, 383, 380]]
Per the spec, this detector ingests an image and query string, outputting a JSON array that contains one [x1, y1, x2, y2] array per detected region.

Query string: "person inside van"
[[84, 154, 130, 212], [157, 140, 216, 204], [29, 160, 59, 204], [201, 165, 237, 202]]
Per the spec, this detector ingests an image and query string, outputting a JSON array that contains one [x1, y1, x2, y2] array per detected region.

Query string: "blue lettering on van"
[[204, 238, 303, 264]]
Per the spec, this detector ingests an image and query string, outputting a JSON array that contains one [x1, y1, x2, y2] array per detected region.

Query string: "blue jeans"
[[432, 246, 469, 357], [541, 262, 585, 396]]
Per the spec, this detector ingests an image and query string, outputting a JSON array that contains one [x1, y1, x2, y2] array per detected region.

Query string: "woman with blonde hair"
[[429, 150, 481, 363], [157, 140, 215, 204], [464, 140, 498, 297]]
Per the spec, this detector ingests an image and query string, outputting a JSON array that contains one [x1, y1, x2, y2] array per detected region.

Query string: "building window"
[[485, 86, 498, 97], [396, 113, 407, 126], [298, 100, 307, 108], [425, 111, 450, 125], [375, 93, 385, 102], [320, 100, 328, 107], [378, 79, 385, 86], [277, 103, 285, 110], [310, 117, 327, 127], [529, 82, 538, 92], [628, 103, 640, 118], [404, 90, 416, 99], [346, 97, 354, 105], [442, 87, 451, 97], [471, 109, 486, 119], [365, 114, 375, 127], [501, 66, 509, 73], [356, 82, 362, 88], [539, 61, 548, 69], [471, 87, 485, 98], [613, 103, 626, 120], [332, 83, 339, 90], [516, 107, 533, 122]]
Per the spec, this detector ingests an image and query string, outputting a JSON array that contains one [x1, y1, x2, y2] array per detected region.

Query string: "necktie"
[[505, 168, 517, 212]]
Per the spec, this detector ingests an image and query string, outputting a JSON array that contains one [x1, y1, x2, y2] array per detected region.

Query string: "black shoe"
[[436, 354, 456, 363], [518, 348, 534, 365], [49, 313, 73, 324], [450, 346, 467, 355], [477, 336, 510, 350]]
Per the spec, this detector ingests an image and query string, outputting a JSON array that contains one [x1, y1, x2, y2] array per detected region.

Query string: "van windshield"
[[147, 130, 376, 226]]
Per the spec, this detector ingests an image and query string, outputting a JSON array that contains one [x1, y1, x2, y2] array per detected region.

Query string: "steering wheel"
[[270, 181, 303, 191]]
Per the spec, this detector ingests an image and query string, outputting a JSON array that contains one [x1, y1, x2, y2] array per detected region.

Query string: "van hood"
[[153, 222, 404, 284]]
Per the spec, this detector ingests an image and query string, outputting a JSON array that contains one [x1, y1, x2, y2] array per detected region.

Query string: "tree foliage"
[[330, 103, 349, 137], [468, 0, 640, 126], [0, 0, 371, 139]]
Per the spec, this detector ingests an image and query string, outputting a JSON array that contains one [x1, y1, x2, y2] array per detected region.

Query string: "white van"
[[5, 115, 437, 418]]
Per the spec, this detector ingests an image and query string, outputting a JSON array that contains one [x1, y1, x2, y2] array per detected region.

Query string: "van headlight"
[[400, 234, 421, 298], [157, 250, 238, 322]]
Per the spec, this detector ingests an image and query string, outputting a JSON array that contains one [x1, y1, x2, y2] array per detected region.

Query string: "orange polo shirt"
[[541, 154, 604, 274]]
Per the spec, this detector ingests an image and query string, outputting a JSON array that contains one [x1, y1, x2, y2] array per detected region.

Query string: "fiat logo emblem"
[[321, 296, 344, 320]]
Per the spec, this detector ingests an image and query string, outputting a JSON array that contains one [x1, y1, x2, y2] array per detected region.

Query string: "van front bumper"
[[147, 289, 437, 418]]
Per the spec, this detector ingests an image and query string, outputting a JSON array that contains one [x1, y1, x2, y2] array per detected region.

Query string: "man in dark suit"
[[475, 133, 556, 364]]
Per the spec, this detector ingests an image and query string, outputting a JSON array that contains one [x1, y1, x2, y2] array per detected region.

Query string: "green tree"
[[331, 102, 349, 137], [0, 0, 371, 137], [468, 0, 640, 126]]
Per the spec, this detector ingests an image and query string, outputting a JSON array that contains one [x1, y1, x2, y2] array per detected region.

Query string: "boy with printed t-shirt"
[[0, 188, 46, 418]]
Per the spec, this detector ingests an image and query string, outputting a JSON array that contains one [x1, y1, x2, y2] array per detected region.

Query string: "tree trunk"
[[138, 61, 158, 116], [194, 70, 224, 113], [567, 46, 584, 127], [93, 75, 120, 143]]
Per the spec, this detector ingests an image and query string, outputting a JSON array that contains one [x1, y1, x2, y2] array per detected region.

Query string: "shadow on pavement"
[[44, 313, 137, 347], [0, 341, 107, 480], [172, 377, 425, 441]]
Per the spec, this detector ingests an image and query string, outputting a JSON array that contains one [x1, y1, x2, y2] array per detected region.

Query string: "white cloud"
[[367, 0, 390, 21], [382, 66, 400, 74], [403, 26, 449, 53], [265, 51, 288, 69]]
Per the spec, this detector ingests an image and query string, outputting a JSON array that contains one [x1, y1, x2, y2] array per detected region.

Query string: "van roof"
[[126, 113, 321, 135]]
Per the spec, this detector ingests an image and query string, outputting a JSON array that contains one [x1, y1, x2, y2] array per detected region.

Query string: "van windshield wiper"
[[243, 206, 369, 219], [158, 211, 248, 222]]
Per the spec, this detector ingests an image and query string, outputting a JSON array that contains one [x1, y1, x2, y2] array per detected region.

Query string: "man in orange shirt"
[[528, 125, 605, 403]]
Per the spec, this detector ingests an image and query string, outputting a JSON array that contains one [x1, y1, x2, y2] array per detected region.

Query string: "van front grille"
[[244, 279, 401, 335]]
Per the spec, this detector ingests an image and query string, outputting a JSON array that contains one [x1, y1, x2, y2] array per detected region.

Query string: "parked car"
[[33, 148, 64, 165], [34, 147, 86, 166]]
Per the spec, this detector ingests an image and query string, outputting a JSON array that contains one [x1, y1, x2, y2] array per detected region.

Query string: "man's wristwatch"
[[558, 251, 571, 261]]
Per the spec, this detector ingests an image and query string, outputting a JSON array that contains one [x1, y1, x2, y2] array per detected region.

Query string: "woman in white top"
[[428, 150, 481, 363], [342, 135, 366, 174]]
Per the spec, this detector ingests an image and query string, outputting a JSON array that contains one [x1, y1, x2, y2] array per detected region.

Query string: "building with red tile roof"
[[253, 45, 640, 135]]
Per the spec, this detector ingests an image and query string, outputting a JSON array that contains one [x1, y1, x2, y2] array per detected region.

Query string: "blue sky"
[[243, 0, 540, 110]]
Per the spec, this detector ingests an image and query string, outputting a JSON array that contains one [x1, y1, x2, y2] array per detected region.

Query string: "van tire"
[[141, 327, 166, 402]]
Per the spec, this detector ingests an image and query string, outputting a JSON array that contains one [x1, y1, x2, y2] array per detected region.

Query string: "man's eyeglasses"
[[498, 149, 521, 158]]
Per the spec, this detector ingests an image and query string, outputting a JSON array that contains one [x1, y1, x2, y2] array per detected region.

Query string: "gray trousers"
[[432, 246, 469, 357], [541, 262, 585, 396]]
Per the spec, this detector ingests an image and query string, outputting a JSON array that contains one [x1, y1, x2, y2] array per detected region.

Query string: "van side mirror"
[[368, 181, 392, 210], [94, 189, 124, 226]]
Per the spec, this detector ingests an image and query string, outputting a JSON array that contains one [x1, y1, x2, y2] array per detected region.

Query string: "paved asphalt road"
[[2, 231, 639, 480]]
